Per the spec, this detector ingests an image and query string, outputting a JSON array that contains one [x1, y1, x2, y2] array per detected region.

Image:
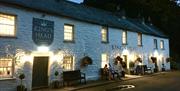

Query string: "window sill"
[[0, 36, 17, 39], [0, 77, 16, 81], [101, 41, 109, 44], [122, 43, 128, 45], [161, 48, 165, 50], [63, 40, 75, 43], [138, 45, 143, 47]]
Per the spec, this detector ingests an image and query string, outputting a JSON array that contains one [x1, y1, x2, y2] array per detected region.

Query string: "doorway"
[[32, 56, 49, 89]]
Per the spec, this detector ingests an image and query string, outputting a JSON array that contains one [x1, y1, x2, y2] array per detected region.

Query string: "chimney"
[[148, 16, 153, 25], [142, 17, 145, 25], [121, 9, 126, 19]]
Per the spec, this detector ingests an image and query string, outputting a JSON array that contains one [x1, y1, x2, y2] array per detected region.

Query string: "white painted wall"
[[0, 4, 170, 91]]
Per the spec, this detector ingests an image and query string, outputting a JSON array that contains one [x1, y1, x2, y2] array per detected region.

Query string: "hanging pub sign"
[[32, 18, 54, 46]]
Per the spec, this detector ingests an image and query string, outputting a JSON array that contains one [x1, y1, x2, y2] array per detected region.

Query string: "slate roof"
[[0, 0, 168, 38]]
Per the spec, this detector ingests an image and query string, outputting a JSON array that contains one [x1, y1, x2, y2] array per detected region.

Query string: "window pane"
[[160, 40, 164, 49], [0, 13, 15, 37], [101, 27, 108, 42], [64, 24, 73, 41], [63, 56, 73, 70], [154, 39, 158, 49], [138, 33, 142, 45], [101, 53, 108, 68], [122, 31, 127, 44], [0, 59, 13, 78]]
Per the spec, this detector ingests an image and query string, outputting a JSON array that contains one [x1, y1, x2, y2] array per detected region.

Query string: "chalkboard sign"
[[32, 18, 54, 46]]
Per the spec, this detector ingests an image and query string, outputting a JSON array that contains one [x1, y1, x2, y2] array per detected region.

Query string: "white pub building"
[[0, 0, 170, 91]]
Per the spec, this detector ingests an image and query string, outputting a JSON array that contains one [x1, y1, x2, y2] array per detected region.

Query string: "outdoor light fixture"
[[37, 46, 49, 52]]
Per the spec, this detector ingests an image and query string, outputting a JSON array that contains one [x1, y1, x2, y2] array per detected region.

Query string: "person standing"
[[103, 64, 109, 80]]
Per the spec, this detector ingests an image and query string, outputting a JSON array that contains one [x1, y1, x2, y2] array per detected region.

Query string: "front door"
[[32, 57, 49, 89]]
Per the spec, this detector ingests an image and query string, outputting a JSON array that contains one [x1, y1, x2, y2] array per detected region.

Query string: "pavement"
[[33, 72, 165, 91]]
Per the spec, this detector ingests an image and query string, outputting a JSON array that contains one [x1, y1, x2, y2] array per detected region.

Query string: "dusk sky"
[[68, 0, 84, 3]]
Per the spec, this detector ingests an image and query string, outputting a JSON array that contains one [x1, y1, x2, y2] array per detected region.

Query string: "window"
[[122, 31, 127, 44], [160, 40, 164, 49], [0, 58, 13, 78], [101, 26, 108, 43], [154, 39, 158, 49], [101, 53, 108, 68], [63, 56, 73, 70], [0, 13, 16, 37], [138, 33, 142, 46], [64, 24, 74, 41]]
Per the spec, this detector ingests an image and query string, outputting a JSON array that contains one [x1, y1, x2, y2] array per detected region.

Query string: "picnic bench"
[[63, 70, 86, 86]]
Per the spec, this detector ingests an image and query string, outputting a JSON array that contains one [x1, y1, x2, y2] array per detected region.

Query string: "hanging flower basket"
[[151, 57, 157, 63], [80, 56, 92, 67], [136, 57, 142, 63], [115, 56, 123, 64], [115, 56, 123, 61]]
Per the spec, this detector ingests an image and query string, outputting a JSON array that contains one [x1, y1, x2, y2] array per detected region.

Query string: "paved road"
[[75, 71, 180, 91]]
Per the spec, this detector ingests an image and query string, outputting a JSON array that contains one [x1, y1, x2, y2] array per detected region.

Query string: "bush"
[[170, 60, 179, 70]]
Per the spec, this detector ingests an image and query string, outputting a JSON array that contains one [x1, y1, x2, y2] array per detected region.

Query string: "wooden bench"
[[63, 70, 86, 86]]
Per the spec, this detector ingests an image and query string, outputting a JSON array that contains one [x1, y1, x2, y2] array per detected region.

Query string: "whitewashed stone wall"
[[0, 4, 170, 91]]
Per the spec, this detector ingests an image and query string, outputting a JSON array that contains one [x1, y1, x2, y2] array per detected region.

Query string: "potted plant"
[[53, 71, 59, 88], [17, 73, 26, 91]]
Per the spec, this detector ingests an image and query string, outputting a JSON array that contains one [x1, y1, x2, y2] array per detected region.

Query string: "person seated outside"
[[112, 60, 121, 80], [103, 64, 109, 80], [108, 63, 115, 80]]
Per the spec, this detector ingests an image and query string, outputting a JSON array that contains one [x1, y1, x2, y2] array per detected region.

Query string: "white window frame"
[[0, 13, 16, 37], [101, 53, 109, 68], [64, 24, 74, 41], [122, 31, 127, 45], [160, 40, 164, 49], [101, 26, 108, 43], [63, 56, 73, 71], [0, 58, 13, 79]]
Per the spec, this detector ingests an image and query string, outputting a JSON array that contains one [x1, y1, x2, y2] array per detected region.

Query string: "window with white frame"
[[0, 58, 13, 78], [64, 24, 74, 41], [63, 56, 73, 70], [101, 26, 108, 42], [160, 40, 164, 49], [101, 53, 109, 68], [154, 39, 158, 49], [122, 31, 127, 44], [0, 13, 16, 37], [138, 33, 142, 46]]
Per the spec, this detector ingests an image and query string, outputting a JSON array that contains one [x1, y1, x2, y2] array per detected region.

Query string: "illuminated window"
[[0, 58, 13, 78], [64, 24, 74, 41], [101, 26, 108, 43], [63, 56, 73, 70], [160, 40, 164, 49], [0, 13, 16, 37], [101, 53, 108, 68], [122, 31, 127, 44], [154, 39, 158, 49], [138, 33, 142, 46]]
